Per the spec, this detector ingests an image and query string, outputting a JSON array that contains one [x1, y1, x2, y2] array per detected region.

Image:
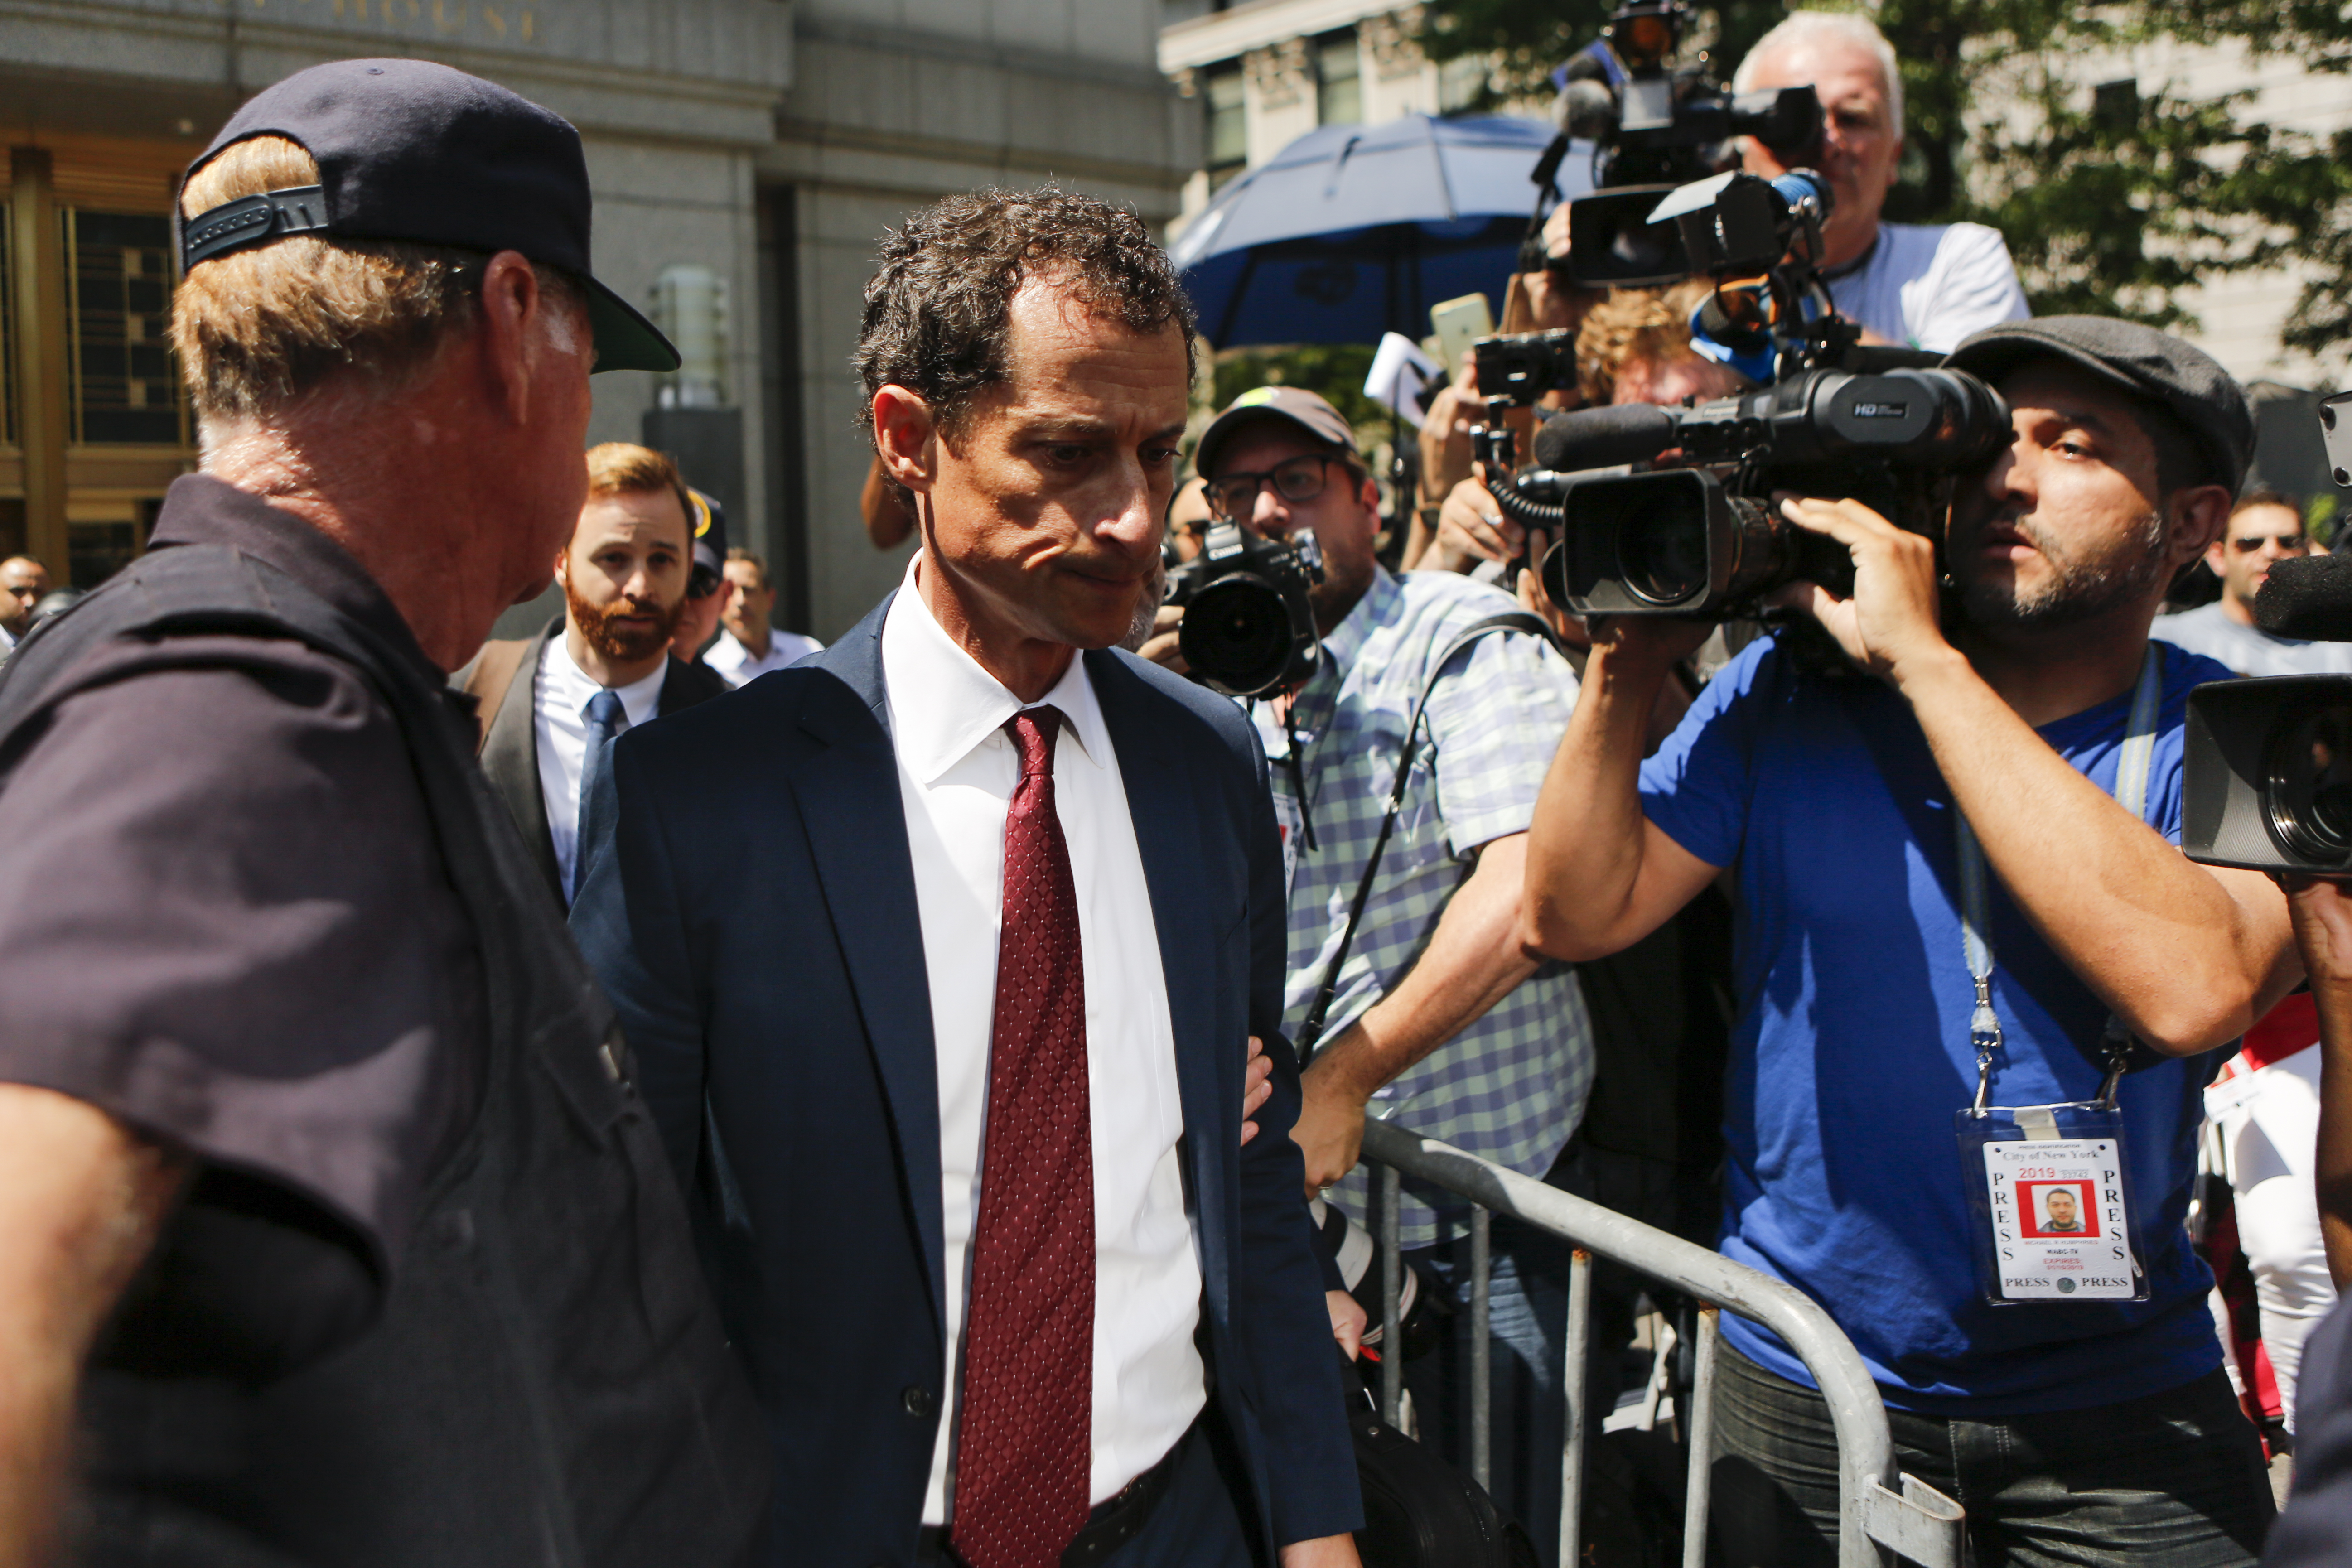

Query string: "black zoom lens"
[[1617, 510, 1711, 606], [2265, 701, 2352, 866], [1179, 573, 1295, 698]]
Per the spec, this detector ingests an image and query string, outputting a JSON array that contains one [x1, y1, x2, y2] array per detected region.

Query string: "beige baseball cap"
[[1195, 386, 1358, 478]]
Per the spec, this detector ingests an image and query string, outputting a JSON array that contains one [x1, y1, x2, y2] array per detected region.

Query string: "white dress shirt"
[[534, 633, 666, 898], [880, 556, 1205, 1524], [705, 626, 823, 687]]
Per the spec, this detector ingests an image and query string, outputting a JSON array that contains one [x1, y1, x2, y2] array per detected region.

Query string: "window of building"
[[1207, 65, 1247, 187], [65, 210, 186, 446], [1438, 55, 1488, 115], [1317, 31, 1362, 126], [5, 144, 199, 586]]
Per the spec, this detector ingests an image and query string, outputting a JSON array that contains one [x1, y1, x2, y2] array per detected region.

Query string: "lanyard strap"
[[1958, 643, 2164, 1110]]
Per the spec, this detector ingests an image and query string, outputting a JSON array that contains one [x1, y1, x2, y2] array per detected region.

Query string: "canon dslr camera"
[[2183, 390, 2352, 874], [1163, 520, 1323, 699]]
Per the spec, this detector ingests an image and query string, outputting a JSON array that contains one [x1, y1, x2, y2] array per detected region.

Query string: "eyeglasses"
[[1206, 454, 1347, 519]]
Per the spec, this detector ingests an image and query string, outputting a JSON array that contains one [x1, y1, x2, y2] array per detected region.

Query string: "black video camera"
[[1525, 365, 2009, 618], [1473, 329, 1579, 413], [1163, 519, 1324, 698], [1484, 163, 2010, 623], [2182, 391, 2352, 874], [1532, 0, 1823, 289]]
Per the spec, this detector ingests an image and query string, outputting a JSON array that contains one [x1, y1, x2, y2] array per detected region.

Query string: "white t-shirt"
[[2152, 600, 2352, 678], [1825, 221, 2030, 354]]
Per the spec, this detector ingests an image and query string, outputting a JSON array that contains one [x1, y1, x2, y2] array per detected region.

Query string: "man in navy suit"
[[570, 189, 1363, 1568]]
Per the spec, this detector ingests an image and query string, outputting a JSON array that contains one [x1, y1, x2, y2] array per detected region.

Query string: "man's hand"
[[1241, 1034, 1273, 1147], [2284, 875, 2352, 1285], [1431, 476, 1521, 575], [1513, 527, 1590, 651], [1280, 1534, 1365, 1568], [1294, 1054, 1368, 1194], [1138, 604, 1188, 675], [1768, 494, 1949, 681], [0, 1086, 185, 1567], [1327, 1289, 1367, 1361]]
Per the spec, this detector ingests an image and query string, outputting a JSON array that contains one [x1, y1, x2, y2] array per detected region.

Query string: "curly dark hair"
[[854, 187, 1198, 443]]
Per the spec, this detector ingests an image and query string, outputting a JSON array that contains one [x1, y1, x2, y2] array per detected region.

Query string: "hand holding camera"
[[1766, 491, 1955, 683]]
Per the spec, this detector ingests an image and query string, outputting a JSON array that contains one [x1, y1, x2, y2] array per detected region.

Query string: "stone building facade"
[[0, 0, 1193, 638]]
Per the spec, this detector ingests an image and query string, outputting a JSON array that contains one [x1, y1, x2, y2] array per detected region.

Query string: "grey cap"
[[1195, 386, 1357, 479], [1943, 316, 2254, 496]]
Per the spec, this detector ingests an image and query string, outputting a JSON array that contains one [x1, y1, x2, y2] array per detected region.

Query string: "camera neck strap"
[[1958, 642, 2164, 1111], [1296, 611, 1563, 1061]]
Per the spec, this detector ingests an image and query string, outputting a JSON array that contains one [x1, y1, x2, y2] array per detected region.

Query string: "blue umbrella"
[[1170, 113, 1594, 350]]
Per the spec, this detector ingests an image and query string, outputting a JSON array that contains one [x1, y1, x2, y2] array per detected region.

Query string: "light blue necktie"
[[573, 688, 626, 903]]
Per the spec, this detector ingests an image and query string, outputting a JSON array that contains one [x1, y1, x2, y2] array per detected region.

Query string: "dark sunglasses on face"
[[1206, 454, 1348, 519], [2233, 533, 2306, 554]]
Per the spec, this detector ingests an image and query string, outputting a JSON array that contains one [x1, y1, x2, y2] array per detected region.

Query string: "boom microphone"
[[2253, 553, 2352, 643], [1531, 403, 1677, 473]]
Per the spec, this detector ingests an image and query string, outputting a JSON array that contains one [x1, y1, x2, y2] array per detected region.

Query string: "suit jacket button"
[[902, 1385, 936, 1418]]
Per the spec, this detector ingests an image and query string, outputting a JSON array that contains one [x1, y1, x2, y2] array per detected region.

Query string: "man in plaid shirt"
[[1170, 386, 1593, 1558]]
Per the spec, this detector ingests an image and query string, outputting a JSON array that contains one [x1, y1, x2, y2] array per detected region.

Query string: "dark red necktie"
[[951, 706, 1095, 1568]]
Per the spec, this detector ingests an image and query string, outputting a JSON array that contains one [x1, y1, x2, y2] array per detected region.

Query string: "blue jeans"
[[1710, 1343, 2274, 1567], [1403, 1211, 1574, 1567]]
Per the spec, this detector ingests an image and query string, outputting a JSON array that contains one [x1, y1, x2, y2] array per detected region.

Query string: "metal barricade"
[[1360, 1119, 1966, 1568]]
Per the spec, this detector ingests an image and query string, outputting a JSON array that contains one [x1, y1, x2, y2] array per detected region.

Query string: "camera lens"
[[1180, 573, 1294, 698], [1619, 515, 1710, 605], [2264, 702, 2352, 866]]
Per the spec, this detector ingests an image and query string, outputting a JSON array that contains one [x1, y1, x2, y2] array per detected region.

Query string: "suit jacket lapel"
[[1089, 651, 1230, 1323], [797, 595, 948, 1331], [481, 619, 563, 902]]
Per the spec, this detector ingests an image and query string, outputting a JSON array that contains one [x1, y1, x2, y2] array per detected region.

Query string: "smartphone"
[[1429, 293, 1494, 381], [2323, 390, 2352, 489]]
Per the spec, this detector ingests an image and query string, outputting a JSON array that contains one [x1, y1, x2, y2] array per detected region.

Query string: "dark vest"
[[0, 544, 768, 1566]]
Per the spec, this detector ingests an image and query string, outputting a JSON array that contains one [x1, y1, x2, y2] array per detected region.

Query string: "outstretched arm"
[[2284, 877, 2352, 1287], [1523, 620, 1721, 962], [1294, 833, 1541, 1192], [1777, 495, 2298, 1054], [0, 1086, 184, 1568]]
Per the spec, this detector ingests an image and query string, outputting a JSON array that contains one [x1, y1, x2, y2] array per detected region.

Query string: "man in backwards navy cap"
[[1526, 317, 2300, 1565], [0, 59, 764, 1566]]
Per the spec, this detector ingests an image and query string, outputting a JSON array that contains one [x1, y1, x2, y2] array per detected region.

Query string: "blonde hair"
[[1576, 280, 1717, 405], [584, 442, 691, 526], [171, 135, 577, 424]]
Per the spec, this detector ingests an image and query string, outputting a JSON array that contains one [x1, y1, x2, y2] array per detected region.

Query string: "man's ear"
[[2204, 535, 2230, 579], [2172, 483, 2233, 573], [873, 386, 938, 495]]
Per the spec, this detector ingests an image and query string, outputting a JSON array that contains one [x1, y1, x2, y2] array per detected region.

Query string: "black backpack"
[[1343, 1356, 1541, 1568]]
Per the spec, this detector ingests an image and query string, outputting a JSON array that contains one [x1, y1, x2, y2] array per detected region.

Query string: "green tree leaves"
[[1415, 0, 2352, 371]]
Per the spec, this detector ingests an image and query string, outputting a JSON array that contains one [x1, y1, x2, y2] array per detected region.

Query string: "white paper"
[[1364, 332, 1442, 430], [1981, 1137, 2140, 1300]]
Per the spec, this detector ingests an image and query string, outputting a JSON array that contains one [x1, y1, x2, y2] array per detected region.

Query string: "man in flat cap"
[[0, 58, 764, 1566], [1525, 318, 2298, 1565]]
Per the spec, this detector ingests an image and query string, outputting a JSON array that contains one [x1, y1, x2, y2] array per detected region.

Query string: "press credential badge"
[[1981, 1136, 2138, 1300]]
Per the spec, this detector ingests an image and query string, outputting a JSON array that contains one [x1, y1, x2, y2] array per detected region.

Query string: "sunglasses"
[[1206, 454, 1351, 520]]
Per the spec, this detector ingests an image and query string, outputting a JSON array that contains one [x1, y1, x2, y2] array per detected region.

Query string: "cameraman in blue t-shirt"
[[1523, 318, 2302, 1565]]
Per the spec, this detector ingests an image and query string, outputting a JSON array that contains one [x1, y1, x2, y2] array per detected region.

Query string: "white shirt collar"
[[544, 627, 668, 728], [880, 552, 1110, 786]]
